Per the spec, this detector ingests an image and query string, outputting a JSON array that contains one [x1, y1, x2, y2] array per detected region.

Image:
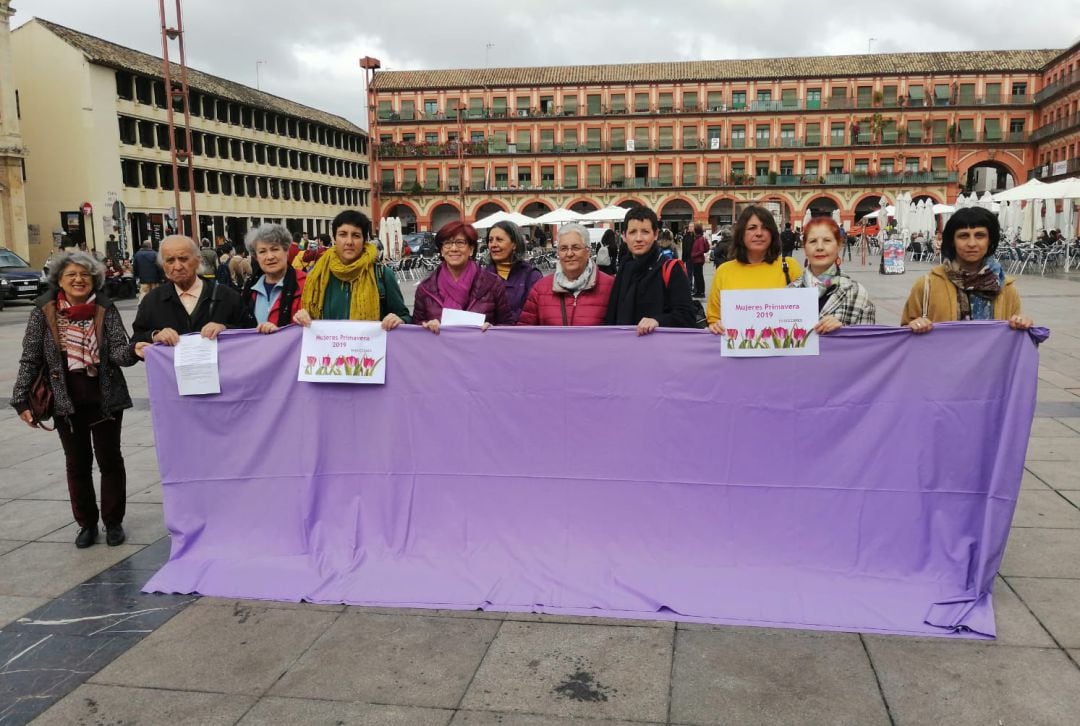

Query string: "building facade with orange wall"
[[1031, 41, 1080, 181], [368, 47, 1079, 233]]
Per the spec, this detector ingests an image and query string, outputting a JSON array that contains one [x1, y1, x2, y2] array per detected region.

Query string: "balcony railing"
[[375, 171, 960, 196], [1029, 113, 1080, 142], [1035, 69, 1080, 103], [1029, 157, 1080, 180], [376, 131, 1033, 159], [375, 94, 1038, 123]]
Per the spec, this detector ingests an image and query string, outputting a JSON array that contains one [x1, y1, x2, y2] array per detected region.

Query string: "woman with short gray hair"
[[11, 250, 149, 549], [241, 223, 308, 333], [517, 222, 614, 326]]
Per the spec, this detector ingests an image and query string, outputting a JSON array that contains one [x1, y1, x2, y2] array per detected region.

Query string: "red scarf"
[[56, 291, 100, 374]]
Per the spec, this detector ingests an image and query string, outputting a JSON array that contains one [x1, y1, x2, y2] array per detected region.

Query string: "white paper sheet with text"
[[440, 309, 486, 328], [174, 335, 221, 395]]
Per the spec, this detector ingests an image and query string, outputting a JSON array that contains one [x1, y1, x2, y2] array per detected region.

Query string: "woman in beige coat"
[[902, 207, 1032, 334]]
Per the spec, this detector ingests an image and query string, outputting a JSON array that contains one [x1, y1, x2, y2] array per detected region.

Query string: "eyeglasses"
[[556, 245, 588, 255], [61, 271, 93, 281], [442, 239, 470, 249]]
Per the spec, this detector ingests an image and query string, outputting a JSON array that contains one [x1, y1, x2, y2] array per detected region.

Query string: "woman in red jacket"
[[518, 222, 614, 326], [242, 223, 306, 333]]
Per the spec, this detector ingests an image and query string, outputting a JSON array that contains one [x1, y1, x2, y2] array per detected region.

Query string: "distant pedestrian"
[[131, 240, 162, 298], [780, 222, 797, 258], [690, 223, 709, 297]]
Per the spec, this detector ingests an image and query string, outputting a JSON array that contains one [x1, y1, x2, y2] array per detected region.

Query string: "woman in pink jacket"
[[518, 223, 614, 326]]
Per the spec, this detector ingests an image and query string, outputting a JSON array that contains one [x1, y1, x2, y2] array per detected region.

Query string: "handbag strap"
[[559, 296, 568, 326]]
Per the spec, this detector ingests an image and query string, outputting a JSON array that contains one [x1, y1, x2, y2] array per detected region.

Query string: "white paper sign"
[[299, 321, 387, 384], [720, 288, 819, 357], [440, 309, 486, 328], [174, 335, 221, 395]]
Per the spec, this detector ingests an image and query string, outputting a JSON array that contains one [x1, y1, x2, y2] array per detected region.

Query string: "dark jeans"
[[55, 372, 126, 528], [691, 263, 706, 296]]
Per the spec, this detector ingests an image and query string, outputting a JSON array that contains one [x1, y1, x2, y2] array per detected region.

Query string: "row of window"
[[115, 70, 367, 153], [117, 115, 368, 180], [376, 82, 1032, 120], [381, 116, 1028, 149], [380, 156, 950, 189], [120, 159, 368, 207]]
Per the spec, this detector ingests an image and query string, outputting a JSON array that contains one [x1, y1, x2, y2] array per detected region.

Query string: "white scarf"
[[554, 260, 595, 298]]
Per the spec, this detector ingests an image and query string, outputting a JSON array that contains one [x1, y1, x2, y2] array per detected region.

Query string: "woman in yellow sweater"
[[706, 205, 803, 334]]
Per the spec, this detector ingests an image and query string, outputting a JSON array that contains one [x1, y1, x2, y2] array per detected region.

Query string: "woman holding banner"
[[482, 220, 542, 324], [517, 222, 613, 326], [413, 221, 513, 333], [790, 216, 875, 332], [902, 207, 1033, 333], [705, 205, 802, 334]]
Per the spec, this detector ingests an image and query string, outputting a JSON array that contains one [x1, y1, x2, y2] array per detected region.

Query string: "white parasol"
[[582, 205, 630, 222], [531, 208, 588, 225], [473, 210, 536, 229]]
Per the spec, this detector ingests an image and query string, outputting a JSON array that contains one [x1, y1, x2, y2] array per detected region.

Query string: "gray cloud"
[[12, 0, 1080, 126]]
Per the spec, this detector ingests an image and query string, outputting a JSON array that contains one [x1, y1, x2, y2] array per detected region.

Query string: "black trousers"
[[692, 263, 706, 296], [55, 372, 126, 528]]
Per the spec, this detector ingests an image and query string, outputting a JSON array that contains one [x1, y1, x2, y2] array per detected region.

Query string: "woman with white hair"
[[241, 223, 307, 333], [518, 222, 614, 326], [11, 251, 150, 549]]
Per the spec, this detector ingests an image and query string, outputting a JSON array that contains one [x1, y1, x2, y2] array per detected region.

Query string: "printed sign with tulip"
[[719, 289, 820, 358], [298, 321, 388, 384]]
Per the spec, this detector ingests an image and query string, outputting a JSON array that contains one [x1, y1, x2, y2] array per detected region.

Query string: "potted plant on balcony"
[[768, 170, 778, 185], [947, 123, 958, 142], [872, 90, 884, 107], [407, 180, 423, 195]]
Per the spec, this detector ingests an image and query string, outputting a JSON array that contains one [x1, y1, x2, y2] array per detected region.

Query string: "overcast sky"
[[12, 0, 1080, 128]]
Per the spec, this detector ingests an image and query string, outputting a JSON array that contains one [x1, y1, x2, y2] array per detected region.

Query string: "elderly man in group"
[[132, 235, 252, 345], [518, 222, 614, 326]]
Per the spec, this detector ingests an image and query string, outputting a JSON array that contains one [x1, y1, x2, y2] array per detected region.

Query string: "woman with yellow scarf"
[[293, 210, 410, 330]]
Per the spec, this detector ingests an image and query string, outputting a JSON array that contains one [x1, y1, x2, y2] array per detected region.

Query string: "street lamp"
[[360, 56, 383, 222]]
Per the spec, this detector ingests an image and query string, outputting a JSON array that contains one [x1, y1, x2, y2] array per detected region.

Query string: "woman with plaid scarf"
[[791, 216, 876, 332]]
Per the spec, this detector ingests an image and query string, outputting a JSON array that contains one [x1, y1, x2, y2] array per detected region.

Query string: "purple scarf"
[[436, 261, 479, 310]]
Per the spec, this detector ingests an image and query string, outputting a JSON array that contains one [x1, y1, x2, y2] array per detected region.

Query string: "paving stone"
[[0, 539, 24, 557], [0, 541, 141, 598], [1057, 417, 1080, 434], [1025, 437, 1080, 461], [345, 604, 505, 620], [90, 601, 337, 694], [0, 435, 70, 468], [39, 501, 167, 545], [1007, 577, 1080, 649], [1025, 460, 1080, 490], [30, 683, 255, 726], [195, 595, 346, 613], [670, 627, 889, 726], [1000, 528, 1080, 578], [1010, 489, 1080, 528], [127, 481, 163, 503], [502, 612, 674, 629], [1062, 490, 1080, 508], [238, 696, 452, 726], [461, 620, 672, 723], [865, 639, 1080, 726], [0, 499, 73, 540], [0, 594, 49, 628], [450, 712, 659, 726], [1028, 418, 1080, 437], [1021, 469, 1049, 490], [272, 611, 500, 708], [0, 631, 136, 724]]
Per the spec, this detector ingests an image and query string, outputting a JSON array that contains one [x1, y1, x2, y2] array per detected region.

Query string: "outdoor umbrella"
[[979, 191, 995, 210], [1020, 201, 1036, 241], [473, 211, 536, 229], [878, 196, 889, 245], [1041, 177, 1080, 200], [582, 205, 629, 222], [532, 208, 587, 225], [991, 178, 1047, 202], [802, 207, 812, 231]]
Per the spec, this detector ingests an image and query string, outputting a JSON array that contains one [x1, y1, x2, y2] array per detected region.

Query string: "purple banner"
[[143, 323, 1041, 638]]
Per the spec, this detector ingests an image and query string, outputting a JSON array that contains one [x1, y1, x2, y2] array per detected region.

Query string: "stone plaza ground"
[[2, 257, 1080, 725]]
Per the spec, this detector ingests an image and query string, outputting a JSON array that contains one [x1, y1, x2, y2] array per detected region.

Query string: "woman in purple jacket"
[[482, 220, 542, 324], [413, 221, 513, 333]]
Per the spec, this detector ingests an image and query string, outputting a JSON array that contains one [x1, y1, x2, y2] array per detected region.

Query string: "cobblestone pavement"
[[2, 257, 1079, 725]]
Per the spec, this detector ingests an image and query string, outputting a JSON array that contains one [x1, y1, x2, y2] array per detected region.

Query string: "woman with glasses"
[[11, 251, 150, 549], [518, 222, 614, 326], [482, 220, 542, 324], [413, 221, 513, 333]]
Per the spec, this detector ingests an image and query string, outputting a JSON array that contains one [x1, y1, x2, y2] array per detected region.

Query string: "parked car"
[[402, 232, 437, 256], [0, 247, 46, 309]]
